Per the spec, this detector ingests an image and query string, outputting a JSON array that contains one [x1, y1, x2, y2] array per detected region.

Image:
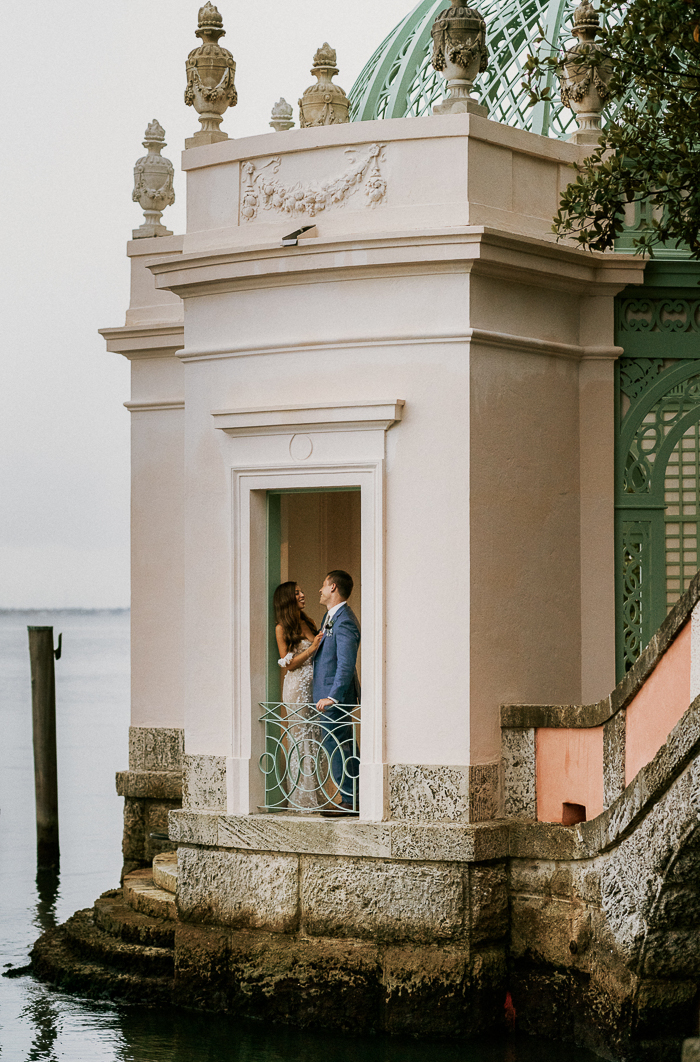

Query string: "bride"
[[273, 581, 325, 811]]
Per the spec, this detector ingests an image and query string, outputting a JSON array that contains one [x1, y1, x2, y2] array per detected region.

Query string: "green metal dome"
[[350, 0, 587, 137]]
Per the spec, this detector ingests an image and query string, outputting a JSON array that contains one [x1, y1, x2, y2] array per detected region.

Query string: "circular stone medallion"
[[289, 434, 313, 461]]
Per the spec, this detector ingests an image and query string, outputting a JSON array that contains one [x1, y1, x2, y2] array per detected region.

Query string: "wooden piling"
[[28, 626, 60, 867]]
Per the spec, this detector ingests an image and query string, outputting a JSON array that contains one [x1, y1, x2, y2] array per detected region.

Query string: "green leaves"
[[525, 0, 700, 257]]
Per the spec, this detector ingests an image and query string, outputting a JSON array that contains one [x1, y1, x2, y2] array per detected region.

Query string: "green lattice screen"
[[349, 0, 635, 137], [615, 272, 700, 678], [665, 423, 700, 608]]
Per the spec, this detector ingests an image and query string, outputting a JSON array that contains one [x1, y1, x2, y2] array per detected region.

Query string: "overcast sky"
[[0, 0, 414, 608]]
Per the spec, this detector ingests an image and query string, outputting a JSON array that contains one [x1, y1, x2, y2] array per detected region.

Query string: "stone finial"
[[431, 1, 489, 116], [132, 120, 175, 239], [298, 43, 350, 128], [558, 1, 613, 145], [270, 98, 295, 132], [184, 2, 237, 149]]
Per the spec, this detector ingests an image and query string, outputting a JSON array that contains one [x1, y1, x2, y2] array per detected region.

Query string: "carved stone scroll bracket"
[[240, 143, 387, 223]]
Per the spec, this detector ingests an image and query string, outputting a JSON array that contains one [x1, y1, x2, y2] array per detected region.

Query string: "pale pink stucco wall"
[[536, 726, 604, 823], [625, 621, 691, 784]]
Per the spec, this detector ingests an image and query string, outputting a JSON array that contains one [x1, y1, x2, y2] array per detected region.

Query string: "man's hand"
[[316, 698, 335, 712]]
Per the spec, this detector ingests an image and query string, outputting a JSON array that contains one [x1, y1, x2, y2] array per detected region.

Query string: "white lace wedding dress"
[[282, 640, 325, 811]]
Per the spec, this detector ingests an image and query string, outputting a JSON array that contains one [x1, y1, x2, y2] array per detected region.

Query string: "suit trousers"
[[319, 703, 359, 805]]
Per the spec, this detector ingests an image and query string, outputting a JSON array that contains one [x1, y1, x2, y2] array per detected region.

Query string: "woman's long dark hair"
[[273, 581, 318, 649]]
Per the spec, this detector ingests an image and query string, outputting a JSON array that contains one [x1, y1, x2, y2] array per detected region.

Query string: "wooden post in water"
[[28, 626, 60, 867]]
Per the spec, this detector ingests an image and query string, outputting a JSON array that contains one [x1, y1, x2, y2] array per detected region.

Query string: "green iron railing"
[[259, 702, 360, 814]]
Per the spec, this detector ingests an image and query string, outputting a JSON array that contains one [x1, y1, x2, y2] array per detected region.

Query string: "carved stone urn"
[[132, 120, 175, 239], [431, 1, 489, 116], [185, 2, 237, 148], [298, 44, 350, 128], [270, 98, 295, 132], [558, 1, 613, 146]]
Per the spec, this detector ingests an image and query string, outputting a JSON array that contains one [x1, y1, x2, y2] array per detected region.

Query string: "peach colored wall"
[[625, 622, 691, 784], [536, 726, 604, 823]]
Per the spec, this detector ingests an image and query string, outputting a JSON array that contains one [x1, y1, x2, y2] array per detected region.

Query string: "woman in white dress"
[[273, 581, 325, 811]]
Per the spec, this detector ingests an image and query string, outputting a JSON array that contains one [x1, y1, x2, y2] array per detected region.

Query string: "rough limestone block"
[[116, 770, 182, 800], [469, 764, 499, 822], [390, 824, 478, 862], [603, 710, 626, 808], [177, 846, 299, 933], [301, 855, 465, 943], [684, 1039, 700, 1062], [389, 764, 470, 822], [183, 754, 227, 811], [502, 728, 536, 819], [122, 798, 146, 863], [169, 810, 219, 846], [217, 814, 392, 858], [129, 726, 184, 771], [469, 865, 508, 944]]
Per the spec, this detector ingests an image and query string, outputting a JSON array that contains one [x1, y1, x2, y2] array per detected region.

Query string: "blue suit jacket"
[[312, 603, 361, 705]]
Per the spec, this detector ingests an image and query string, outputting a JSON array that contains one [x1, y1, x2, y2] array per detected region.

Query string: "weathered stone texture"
[[469, 865, 508, 944], [177, 847, 299, 933], [469, 763, 499, 821], [604, 708, 626, 808], [301, 855, 465, 943], [129, 726, 184, 771], [183, 754, 227, 811], [169, 810, 219, 846], [116, 770, 182, 799], [684, 1039, 700, 1062], [502, 727, 536, 819], [389, 764, 470, 822]]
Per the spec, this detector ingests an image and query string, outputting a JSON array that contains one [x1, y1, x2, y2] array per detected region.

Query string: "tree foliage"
[[524, 0, 700, 257]]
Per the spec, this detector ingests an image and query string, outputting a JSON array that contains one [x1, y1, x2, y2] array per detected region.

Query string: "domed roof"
[[349, 0, 608, 137]]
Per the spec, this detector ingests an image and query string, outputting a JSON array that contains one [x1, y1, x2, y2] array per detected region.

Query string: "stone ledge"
[[501, 569, 700, 730], [168, 811, 510, 863], [116, 770, 182, 800]]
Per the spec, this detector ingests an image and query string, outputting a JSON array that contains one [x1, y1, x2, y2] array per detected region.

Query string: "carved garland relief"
[[240, 143, 387, 222]]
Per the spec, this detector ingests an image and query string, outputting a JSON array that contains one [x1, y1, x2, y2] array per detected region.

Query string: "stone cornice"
[[211, 400, 404, 436], [99, 323, 185, 361], [147, 229, 645, 302], [180, 112, 588, 172], [124, 400, 185, 413], [178, 330, 621, 365]]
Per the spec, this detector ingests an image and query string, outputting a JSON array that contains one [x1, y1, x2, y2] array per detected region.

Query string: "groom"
[[313, 570, 360, 815]]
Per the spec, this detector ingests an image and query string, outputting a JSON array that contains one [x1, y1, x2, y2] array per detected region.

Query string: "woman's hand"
[[310, 630, 324, 654]]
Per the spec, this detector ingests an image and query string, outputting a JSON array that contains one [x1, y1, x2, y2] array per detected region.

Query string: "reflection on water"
[[0, 610, 604, 1061]]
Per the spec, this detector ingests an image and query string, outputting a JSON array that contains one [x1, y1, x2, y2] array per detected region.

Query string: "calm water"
[[0, 610, 603, 1061]]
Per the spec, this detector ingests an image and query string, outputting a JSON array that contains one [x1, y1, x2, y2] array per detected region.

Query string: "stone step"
[[94, 889, 175, 949], [63, 908, 174, 978], [31, 922, 173, 1006], [123, 868, 178, 921], [152, 852, 177, 894]]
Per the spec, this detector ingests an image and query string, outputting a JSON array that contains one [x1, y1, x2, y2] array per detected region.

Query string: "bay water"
[[0, 609, 603, 1060]]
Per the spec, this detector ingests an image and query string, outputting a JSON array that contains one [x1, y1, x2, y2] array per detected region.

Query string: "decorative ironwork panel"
[[618, 298, 700, 336], [615, 283, 700, 678], [259, 702, 360, 814], [620, 520, 650, 672], [622, 374, 700, 495], [665, 422, 700, 608]]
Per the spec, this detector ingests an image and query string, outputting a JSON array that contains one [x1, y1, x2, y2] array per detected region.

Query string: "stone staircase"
[[31, 853, 178, 1004]]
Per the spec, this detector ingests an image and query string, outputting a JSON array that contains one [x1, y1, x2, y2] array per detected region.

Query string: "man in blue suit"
[[313, 570, 360, 815]]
